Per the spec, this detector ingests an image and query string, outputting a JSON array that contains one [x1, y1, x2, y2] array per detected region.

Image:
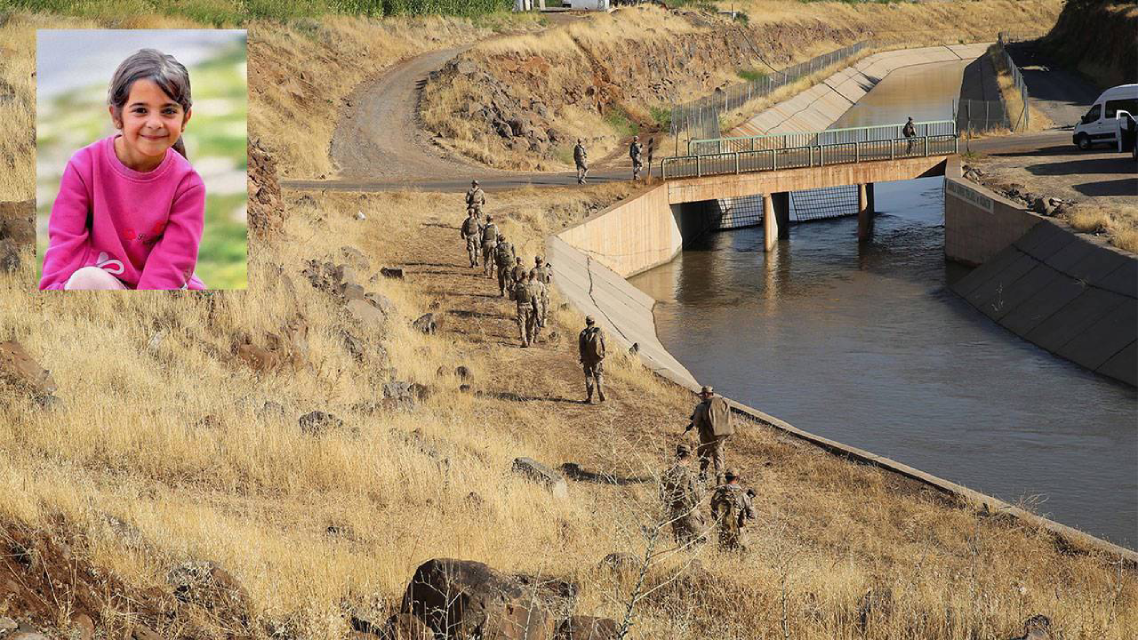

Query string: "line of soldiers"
[[459, 180, 553, 348], [660, 385, 753, 551]]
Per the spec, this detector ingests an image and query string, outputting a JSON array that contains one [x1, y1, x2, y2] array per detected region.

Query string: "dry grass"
[[2, 5, 1137, 640], [1065, 204, 1138, 254], [988, 43, 1054, 133]]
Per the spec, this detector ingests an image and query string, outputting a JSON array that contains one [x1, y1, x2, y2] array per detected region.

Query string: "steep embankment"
[[3, 6, 1137, 640], [1043, 0, 1138, 89], [419, 0, 1063, 171]]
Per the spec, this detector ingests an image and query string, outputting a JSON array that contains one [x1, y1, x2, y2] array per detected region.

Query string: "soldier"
[[460, 209, 482, 268], [531, 256, 552, 329], [466, 179, 486, 218], [709, 469, 755, 552], [494, 234, 516, 297], [683, 385, 734, 484], [903, 116, 917, 154], [514, 271, 540, 348], [577, 316, 606, 403], [629, 135, 644, 181], [528, 269, 547, 342], [510, 256, 528, 296], [573, 138, 588, 185], [480, 215, 499, 277], [659, 444, 705, 545]]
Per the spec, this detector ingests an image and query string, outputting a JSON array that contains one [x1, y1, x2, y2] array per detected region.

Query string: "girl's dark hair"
[[108, 48, 192, 159]]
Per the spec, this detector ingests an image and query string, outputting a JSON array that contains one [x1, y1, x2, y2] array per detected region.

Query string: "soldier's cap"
[[724, 468, 738, 481], [585, 315, 595, 325], [700, 385, 714, 396], [486, 215, 492, 222], [535, 256, 544, 263], [472, 179, 479, 185], [676, 444, 691, 457], [633, 135, 639, 140]]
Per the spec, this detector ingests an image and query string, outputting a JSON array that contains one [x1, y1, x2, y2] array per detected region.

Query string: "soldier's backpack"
[[514, 282, 532, 304], [712, 487, 742, 535], [495, 243, 513, 267], [482, 223, 498, 245], [581, 326, 605, 361]]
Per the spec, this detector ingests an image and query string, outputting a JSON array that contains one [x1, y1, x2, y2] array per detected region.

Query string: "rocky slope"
[[1042, 0, 1137, 89]]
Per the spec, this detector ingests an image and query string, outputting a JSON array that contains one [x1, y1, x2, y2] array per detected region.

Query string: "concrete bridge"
[[562, 122, 958, 277]]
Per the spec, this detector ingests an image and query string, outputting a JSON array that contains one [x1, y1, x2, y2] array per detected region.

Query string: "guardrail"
[[688, 120, 957, 155], [660, 135, 958, 180]]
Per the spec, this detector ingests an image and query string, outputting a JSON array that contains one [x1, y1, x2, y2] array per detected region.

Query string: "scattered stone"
[[383, 381, 417, 408], [71, 613, 95, 640], [456, 60, 478, 76], [455, 366, 472, 381], [511, 457, 569, 499], [9, 632, 51, 640], [34, 394, 64, 411], [247, 137, 286, 237], [628, 343, 639, 355], [459, 384, 472, 393], [1009, 614, 1052, 640], [346, 298, 388, 333], [555, 616, 620, 640], [341, 246, 370, 270], [366, 292, 396, 316], [194, 414, 222, 430], [167, 560, 251, 624], [0, 618, 17, 635], [436, 365, 448, 378], [257, 400, 287, 419], [147, 329, 166, 355], [355, 210, 367, 221], [559, 303, 570, 311], [401, 559, 555, 639], [409, 382, 432, 401], [342, 331, 365, 361], [0, 341, 57, 396], [380, 267, 404, 280], [0, 238, 20, 273], [1031, 197, 1054, 216], [294, 194, 316, 208], [299, 411, 344, 435], [127, 625, 163, 640], [343, 282, 366, 301], [412, 313, 438, 335], [465, 491, 483, 507]]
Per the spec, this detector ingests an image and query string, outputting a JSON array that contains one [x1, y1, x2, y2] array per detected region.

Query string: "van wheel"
[[1075, 134, 1092, 150]]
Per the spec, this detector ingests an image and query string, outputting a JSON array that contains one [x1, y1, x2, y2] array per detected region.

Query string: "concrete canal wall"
[[731, 43, 990, 137], [946, 176, 1138, 387]]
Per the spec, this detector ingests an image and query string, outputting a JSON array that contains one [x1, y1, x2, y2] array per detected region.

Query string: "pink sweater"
[[39, 135, 206, 290]]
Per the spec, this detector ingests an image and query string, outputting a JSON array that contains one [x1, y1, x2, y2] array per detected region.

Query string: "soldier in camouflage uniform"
[[659, 444, 705, 545], [510, 257, 528, 296], [514, 271, 540, 348], [494, 234, 516, 297], [577, 316, 606, 403], [528, 268, 547, 342], [531, 256, 552, 329], [573, 139, 588, 185], [480, 216, 499, 277], [466, 179, 486, 218], [684, 385, 734, 485], [629, 135, 644, 181], [460, 209, 482, 268], [708, 468, 755, 552]]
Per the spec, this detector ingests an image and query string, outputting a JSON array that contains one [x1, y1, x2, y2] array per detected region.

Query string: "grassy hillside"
[[1, 4, 1136, 640], [1042, 0, 1138, 89]]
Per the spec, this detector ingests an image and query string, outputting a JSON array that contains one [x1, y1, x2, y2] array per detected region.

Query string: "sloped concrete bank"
[[946, 176, 1138, 387], [731, 43, 990, 137]]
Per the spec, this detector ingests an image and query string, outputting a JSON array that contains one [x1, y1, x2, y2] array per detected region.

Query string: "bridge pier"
[[858, 183, 876, 242], [763, 192, 792, 251]]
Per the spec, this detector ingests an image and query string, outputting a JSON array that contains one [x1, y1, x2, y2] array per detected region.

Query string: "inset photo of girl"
[[36, 29, 247, 290]]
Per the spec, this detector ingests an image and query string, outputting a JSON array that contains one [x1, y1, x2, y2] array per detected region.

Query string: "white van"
[[1073, 84, 1138, 150]]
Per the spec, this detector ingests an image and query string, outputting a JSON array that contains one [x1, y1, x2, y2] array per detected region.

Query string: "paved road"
[[1005, 42, 1100, 129]]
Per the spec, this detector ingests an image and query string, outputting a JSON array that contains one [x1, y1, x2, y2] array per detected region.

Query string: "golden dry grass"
[[2, 5, 1137, 640], [988, 43, 1054, 133], [1065, 204, 1138, 254]]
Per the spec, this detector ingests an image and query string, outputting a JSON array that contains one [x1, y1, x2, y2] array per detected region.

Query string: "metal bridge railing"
[[660, 134, 958, 181], [688, 120, 957, 155]]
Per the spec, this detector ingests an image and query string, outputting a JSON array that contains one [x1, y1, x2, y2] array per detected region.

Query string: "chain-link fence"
[[956, 98, 1012, 133], [669, 41, 869, 141]]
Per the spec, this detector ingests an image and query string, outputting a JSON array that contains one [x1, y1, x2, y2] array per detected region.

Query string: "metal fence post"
[[696, 156, 702, 178], [735, 152, 740, 174], [924, 136, 928, 157]]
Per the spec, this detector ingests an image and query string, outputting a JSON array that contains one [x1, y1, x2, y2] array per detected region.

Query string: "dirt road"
[[1006, 41, 1100, 129]]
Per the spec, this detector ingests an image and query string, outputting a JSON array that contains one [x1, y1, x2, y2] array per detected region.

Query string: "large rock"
[[401, 558, 555, 640], [0, 341, 57, 396], [0, 200, 35, 244], [247, 137, 285, 237], [347, 298, 388, 333], [0, 238, 21, 273], [411, 313, 438, 334], [379, 613, 433, 640], [511, 458, 568, 499], [555, 616, 620, 640]]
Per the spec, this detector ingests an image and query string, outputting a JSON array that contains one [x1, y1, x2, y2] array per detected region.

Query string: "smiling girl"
[[39, 48, 206, 290]]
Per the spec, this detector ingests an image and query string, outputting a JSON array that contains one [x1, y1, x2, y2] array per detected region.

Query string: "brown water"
[[630, 60, 1138, 547]]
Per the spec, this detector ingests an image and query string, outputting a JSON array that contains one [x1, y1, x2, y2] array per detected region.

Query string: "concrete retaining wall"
[[731, 43, 990, 137], [556, 183, 680, 278], [948, 179, 1138, 387]]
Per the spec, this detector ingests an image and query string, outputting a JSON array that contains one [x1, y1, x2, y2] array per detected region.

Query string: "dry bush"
[[987, 43, 1054, 133], [1064, 204, 1138, 254]]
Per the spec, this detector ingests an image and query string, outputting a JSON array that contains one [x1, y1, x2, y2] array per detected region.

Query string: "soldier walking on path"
[[629, 135, 644, 181], [466, 179, 486, 218], [660, 444, 705, 545], [684, 385, 734, 485], [460, 209, 482, 268], [531, 256, 552, 329], [515, 271, 540, 348], [528, 269, 547, 343], [510, 257, 528, 297], [494, 234, 516, 297], [574, 139, 589, 185], [480, 216, 499, 277], [709, 469, 755, 552], [903, 116, 917, 154], [578, 316, 606, 403]]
